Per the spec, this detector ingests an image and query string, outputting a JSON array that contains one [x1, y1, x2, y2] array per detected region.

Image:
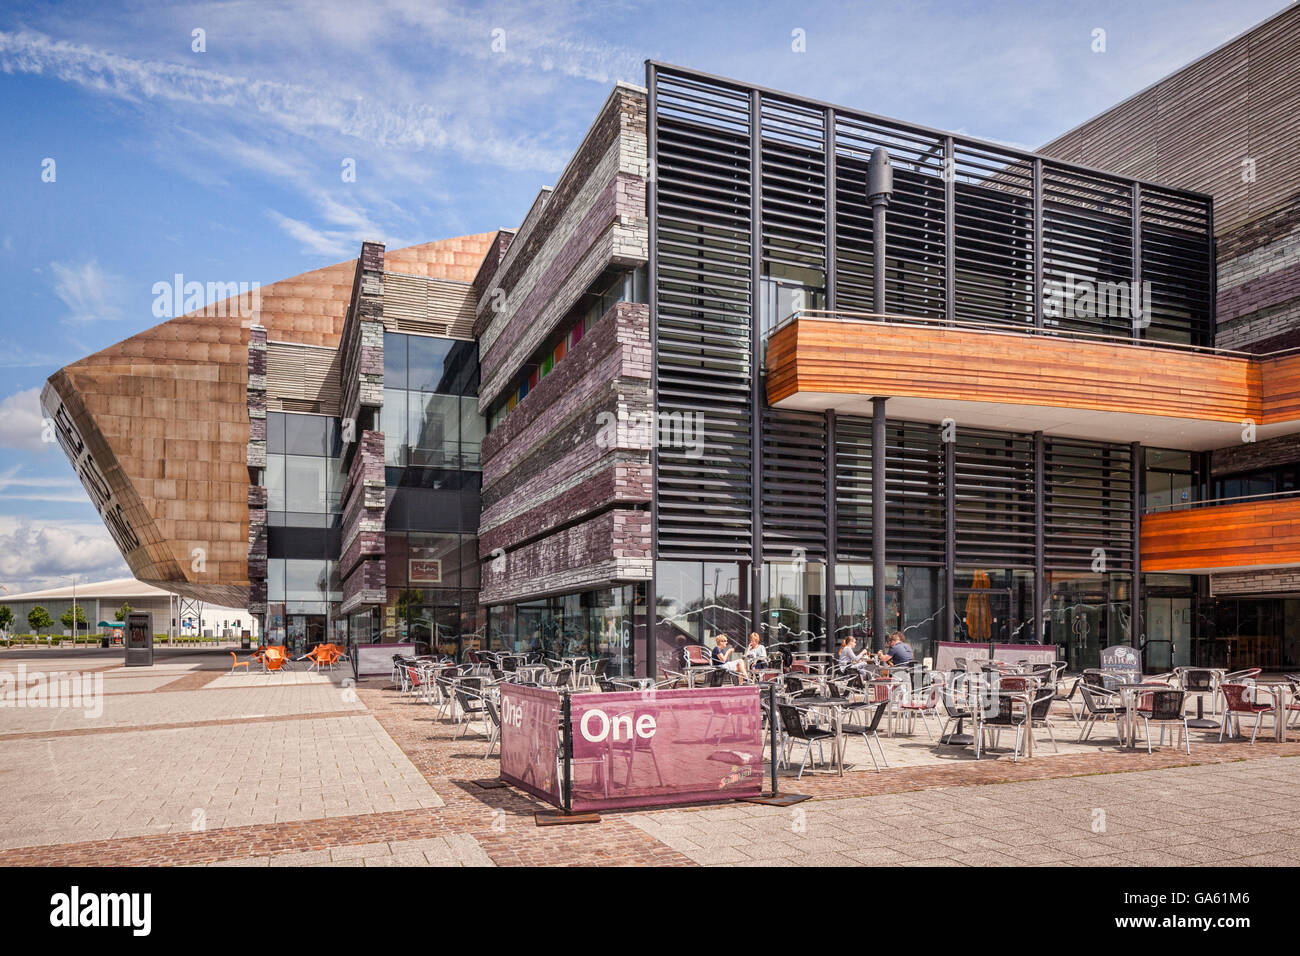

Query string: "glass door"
[[1144, 597, 1191, 671], [955, 589, 1013, 644], [1051, 589, 1106, 671]]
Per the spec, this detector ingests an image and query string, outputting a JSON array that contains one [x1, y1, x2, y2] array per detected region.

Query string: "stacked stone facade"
[[340, 429, 387, 613], [246, 324, 268, 617], [476, 84, 650, 607]]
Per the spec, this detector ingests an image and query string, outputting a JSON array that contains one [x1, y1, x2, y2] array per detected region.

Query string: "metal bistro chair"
[[840, 700, 890, 772], [1077, 682, 1125, 743], [1139, 689, 1190, 755], [777, 703, 836, 779], [1219, 682, 1277, 744]]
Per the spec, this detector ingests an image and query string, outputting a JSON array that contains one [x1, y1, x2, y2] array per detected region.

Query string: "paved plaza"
[[2, 647, 1298, 867]]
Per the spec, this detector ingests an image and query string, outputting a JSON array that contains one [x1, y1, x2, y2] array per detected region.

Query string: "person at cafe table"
[[876, 631, 914, 666], [743, 632, 769, 669], [711, 634, 751, 681], [837, 635, 873, 676]]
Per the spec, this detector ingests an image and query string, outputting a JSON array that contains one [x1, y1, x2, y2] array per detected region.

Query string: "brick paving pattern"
[[2, 647, 1298, 866]]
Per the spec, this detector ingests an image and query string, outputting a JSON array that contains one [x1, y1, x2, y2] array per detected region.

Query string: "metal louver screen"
[[1044, 437, 1133, 572], [760, 407, 826, 559], [653, 67, 755, 559]]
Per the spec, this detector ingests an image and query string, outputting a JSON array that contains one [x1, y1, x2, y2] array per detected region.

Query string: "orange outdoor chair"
[[229, 652, 250, 674], [262, 646, 289, 673]]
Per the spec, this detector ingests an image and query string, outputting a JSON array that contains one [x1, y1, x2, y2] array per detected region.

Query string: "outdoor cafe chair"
[[1077, 683, 1125, 743], [840, 700, 891, 772], [1139, 689, 1190, 755], [1219, 682, 1277, 744], [1180, 667, 1218, 718], [455, 686, 489, 739], [938, 680, 974, 745], [262, 646, 290, 674], [1054, 677, 1084, 730], [896, 675, 943, 739], [974, 690, 1038, 762], [229, 651, 250, 675], [777, 703, 835, 779]]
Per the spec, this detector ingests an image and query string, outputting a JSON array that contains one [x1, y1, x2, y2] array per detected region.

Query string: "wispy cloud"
[[0, 391, 51, 454], [0, 28, 574, 172], [50, 258, 127, 323]]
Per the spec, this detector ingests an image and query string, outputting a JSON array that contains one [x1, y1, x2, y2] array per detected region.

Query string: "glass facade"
[[264, 411, 344, 653], [654, 561, 751, 674], [487, 585, 646, 677]]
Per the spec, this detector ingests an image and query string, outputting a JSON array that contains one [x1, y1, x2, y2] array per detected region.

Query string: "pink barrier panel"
[[992, 643, 1058, 666], [568, 687, 764, 812], [935, 642, 1057, 671], [499, 684, 563, 808]]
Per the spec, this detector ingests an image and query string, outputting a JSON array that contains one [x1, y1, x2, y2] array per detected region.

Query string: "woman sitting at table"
[[838, 635, 873, 676], [711, 634, 751, 681], [743, 632, 769, 669]]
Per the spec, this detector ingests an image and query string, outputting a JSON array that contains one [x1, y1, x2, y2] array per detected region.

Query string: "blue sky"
[[0, 0, 1289, 593]]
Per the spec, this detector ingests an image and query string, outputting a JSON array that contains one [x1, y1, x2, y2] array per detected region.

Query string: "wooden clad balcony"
[[1141, 496, 1300, 574], [765, 315, 1300, 448]]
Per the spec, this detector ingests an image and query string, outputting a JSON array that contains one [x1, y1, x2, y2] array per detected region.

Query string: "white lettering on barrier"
[[501, 696, 524, 729], [579, 708, 657, 743]]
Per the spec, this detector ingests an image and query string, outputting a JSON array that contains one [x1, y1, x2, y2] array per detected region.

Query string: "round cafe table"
[[1115, 683, 1173, 749]]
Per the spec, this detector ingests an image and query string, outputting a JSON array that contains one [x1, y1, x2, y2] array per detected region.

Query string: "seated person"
[[710, 634, 750, 681], [876, 631, 915, 666], [743, 632, 769, 668], [837, 635, 872, 676]]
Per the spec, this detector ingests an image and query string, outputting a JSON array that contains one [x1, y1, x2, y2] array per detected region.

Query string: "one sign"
[[567, 686, 763, 812], [990, 643, 1058, 667], [499, 685, 563, 806], [409, 558, 443, 584]]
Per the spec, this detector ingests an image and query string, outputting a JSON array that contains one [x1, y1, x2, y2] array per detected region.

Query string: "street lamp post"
[[62, 575, 78, 640]]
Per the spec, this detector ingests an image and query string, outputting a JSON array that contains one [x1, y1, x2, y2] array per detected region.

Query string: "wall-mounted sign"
[[409, 558, 443, 584]]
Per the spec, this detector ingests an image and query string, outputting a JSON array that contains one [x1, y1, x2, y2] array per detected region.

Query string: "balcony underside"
[[1142, 498, 1300, 574], [767, 319, 1300, 450]]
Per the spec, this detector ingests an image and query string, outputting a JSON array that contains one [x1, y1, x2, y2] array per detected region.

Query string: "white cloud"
[[0, 517, 130, 595], [0, 28, 573, 172], [0, 389, 52, 454], [50, 258, 127, 323]]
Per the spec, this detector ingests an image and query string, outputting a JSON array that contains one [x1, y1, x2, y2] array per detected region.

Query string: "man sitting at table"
[[876, 631, 914, 666], [837, 635, 873, 676], [711, 634, 751, 681]]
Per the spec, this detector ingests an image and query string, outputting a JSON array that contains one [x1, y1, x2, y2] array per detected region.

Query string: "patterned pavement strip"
[[4, 663, 1299, 867]]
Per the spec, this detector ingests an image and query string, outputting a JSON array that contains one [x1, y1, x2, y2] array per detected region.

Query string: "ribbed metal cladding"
[[760, 97, 827, 280], [760, 407, 827, 559], [652, 67, 754, 558], [1041, 165, 1135, 337], [953, 142, 1035, 327], [1140, 186, 1214, 346], [834, 115, 946, 318], [1043, 437, 1135, 572], [953, 428, 1036, 567], [833, 417, 944, 566]]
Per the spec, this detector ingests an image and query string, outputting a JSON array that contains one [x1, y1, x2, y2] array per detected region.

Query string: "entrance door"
[[1051, 590, 1106, 671], [1144, 597, 1191, 671]]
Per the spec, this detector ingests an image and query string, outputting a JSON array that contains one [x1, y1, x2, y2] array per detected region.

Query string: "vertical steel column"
[[871, 397, 887, 651], [1033, 157, 1044, 328], [749, 89, 764, 637], [943, 429, 956, 643], [1132, 182, 1143, 342], [944, 135, 955, 325], [561, 690, 573, 813], [1034, 431, 1046, 643], [1131, 442, 1143, 649], [826, 409, 837, 654], [824, 107, 837, 312], [645, 61, 660, 678]]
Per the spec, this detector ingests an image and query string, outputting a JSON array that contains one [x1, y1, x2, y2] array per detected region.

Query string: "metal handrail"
[[1145, 488, 1300, 514], [768, 309, 1300, 362]]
